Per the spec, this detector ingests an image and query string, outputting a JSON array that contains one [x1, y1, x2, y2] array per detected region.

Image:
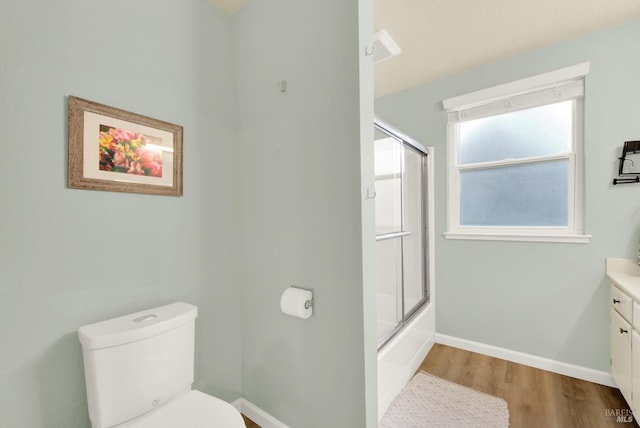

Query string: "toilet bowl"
[[118, 390, 245, 428], [78, 302, 245, 428]]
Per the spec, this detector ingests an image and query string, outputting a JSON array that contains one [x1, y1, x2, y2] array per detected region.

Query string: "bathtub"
[[377, 301, 435, 420]]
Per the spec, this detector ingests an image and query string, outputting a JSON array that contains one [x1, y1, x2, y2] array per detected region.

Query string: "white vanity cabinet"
[[606, 258, 640, 412], [610, 285, 632, 405], [633, 329, 640, 413]]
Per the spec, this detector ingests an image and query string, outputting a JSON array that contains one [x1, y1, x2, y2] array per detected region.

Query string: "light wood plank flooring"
[[243, 415, 260, 428], [242, 343, 636, 427], [419, 344, 637, 428]]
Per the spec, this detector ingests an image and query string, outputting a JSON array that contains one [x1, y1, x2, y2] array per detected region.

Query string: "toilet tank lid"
[[78, 302, 197, 350]]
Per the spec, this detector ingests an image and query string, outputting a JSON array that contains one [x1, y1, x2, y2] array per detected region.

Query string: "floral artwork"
[[68, 96, 183, 196], [99, 125, 163, 177]]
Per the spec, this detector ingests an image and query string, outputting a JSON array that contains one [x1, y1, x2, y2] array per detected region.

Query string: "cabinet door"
[[633, 330, 640, 413], [611, 308, 632, 405]]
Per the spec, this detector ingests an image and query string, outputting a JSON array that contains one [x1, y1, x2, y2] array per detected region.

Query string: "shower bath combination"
[[373, 119, 430, 349], [373, 119, 436, 419]]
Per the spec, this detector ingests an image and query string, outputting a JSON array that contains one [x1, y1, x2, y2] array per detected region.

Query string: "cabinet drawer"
[[611, 284, 632, 322]]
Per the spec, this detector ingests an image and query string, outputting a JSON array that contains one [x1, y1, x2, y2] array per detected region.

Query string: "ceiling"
[[209, 0, 640, 97]]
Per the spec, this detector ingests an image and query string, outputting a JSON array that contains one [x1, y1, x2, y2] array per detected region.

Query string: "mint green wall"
[[0, 1, 242, 426], [234, 1, 371, 426], [375, 20, 640, 372], [1, 0, 375, 427]]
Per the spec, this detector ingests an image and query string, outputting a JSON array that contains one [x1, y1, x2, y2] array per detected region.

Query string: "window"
[[443, 63, 591, 243]]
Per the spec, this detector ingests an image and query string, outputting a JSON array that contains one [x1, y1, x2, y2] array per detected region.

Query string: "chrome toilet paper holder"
[[292, 286, 314, 309], [280, 286, 315, 319], [304, 297, 314, 309]]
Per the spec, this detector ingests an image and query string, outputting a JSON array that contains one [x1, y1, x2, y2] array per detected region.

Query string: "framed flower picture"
[[68, 96, 183, 196]]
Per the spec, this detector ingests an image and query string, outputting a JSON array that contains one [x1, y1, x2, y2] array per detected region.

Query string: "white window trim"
[[443, 63, 592, 244], [443, 62, 591, 111]]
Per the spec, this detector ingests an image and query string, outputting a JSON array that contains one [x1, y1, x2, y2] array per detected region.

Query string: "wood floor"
[[242, 415, 260, 428], [242, 343, 636, 427], [419, 344, 637, 428]]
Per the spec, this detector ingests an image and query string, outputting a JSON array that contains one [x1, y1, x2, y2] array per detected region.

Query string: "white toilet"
[[78, 302, 246, 428]]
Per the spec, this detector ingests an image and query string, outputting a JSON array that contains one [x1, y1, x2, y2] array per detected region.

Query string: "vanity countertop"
[[606, 258, 640, 301]]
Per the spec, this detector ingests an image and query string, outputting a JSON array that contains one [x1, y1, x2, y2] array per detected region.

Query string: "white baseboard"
[[435, 333, 616, 388], [232, 398, 290, 428]]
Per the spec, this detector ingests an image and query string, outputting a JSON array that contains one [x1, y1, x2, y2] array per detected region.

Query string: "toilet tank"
[[78, 302, 197, 428]]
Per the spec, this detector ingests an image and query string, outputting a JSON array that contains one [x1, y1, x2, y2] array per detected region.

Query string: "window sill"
[[444, 232, 591, 244]]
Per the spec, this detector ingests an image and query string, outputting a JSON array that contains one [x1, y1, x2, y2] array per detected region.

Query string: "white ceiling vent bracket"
[[372, 29, 401, 64]]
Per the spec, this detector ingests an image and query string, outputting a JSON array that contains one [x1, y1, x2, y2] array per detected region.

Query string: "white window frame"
[[443, 63, 592, 244]]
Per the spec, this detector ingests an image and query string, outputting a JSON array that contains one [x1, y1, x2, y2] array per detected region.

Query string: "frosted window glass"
[[459, 101, 573, 165], [460, 160, 568, 226]]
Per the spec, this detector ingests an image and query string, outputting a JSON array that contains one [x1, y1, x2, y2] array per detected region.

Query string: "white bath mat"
[[380, 371, 510, 428]]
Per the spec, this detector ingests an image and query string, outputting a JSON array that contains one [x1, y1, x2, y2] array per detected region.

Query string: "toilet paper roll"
[[280, 287, 313, 319]]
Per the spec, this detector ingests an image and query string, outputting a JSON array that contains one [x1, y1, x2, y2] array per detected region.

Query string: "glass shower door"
[[401, 146, 426, 321], [374, 122, 428, 348], [374, 128, 404, 343]]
